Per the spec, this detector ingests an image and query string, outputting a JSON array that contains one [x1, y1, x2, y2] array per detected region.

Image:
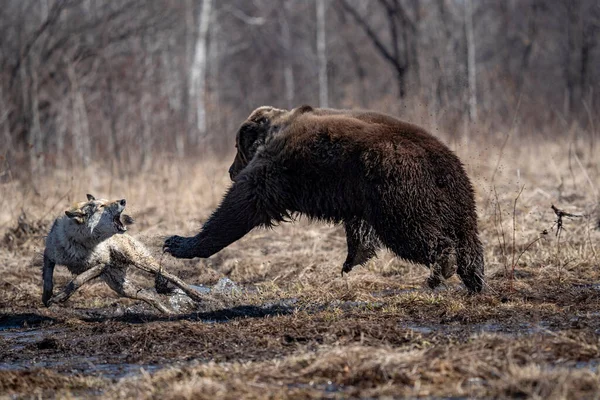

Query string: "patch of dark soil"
[[0, 313, 56, 330], [0, 308, 447, 374], [75, 302, 297, 324], [2, 287, 600, 389], [35, 337, 62, 350]]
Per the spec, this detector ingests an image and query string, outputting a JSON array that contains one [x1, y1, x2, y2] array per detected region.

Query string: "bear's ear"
[[86, 194, 95, 201], [239, 122, 261, 152], [296, 105, 313, 114]]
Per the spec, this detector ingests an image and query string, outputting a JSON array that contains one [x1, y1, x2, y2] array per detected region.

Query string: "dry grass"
[[0, 134, 599, 399]]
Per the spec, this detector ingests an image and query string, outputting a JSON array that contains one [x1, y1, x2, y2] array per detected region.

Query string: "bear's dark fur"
[[165, 105, 484, 292]]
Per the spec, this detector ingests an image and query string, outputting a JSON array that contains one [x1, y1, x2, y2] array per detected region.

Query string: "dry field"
[[1, 133, 600, 399]]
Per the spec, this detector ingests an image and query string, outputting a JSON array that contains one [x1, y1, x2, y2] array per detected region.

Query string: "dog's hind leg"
[[47, 264, 105, 305], [102, 268, 174, 314], [109, 246, 211, 304]]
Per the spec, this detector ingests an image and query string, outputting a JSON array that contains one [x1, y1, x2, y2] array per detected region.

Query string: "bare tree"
[[279, 3, 295, 109], [189, 0, 213, 146], [0, 0, 598, 176], [317, 0, 328, 107], [465, 0, 477, 121], [67, 63, 91, 167], [338, 0, 416, 98], [140, 35, 154, 171]]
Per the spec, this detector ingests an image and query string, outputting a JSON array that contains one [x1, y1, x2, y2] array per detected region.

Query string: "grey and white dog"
[[43, 194, 207, 313]]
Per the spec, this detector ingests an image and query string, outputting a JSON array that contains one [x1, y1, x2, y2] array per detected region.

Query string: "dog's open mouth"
[[114, 213, 127, 232]]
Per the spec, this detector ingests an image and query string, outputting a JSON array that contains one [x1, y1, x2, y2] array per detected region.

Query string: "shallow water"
[[168, 278, 243, 312], [399, 321, 553, 337]]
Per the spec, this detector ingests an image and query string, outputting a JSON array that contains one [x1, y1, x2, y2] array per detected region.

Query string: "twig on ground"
[[510, 185, 525, 286], [493, 187, 508, 275], [551, 204, 583, 238]]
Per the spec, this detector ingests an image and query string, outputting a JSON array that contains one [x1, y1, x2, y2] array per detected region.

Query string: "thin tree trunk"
[[105, 68, 121, 164], [189, 0, 213, 147], [410, 0, 420, 93], [68, 64, 91, 167], [181, 0, 194, 157], [208, 11, 222, 151], [29, 58, 43, 175], [18, 27, 31, 170], [280, 5, 295, 109], [339, 0, 408, 99], [316, 0, 328, 108], [465, 0, 477, 121], [0, 86, 11, 158], [140, 36, 153, 170]]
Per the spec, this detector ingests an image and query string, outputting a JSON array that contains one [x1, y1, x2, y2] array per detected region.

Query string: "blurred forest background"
[[0, 0, 599, 179]]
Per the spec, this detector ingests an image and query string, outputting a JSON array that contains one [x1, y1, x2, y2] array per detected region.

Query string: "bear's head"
[[229, 105, 314, 180]]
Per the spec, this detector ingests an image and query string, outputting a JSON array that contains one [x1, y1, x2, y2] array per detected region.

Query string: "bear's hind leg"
[[342, 218, 380, 275], [427, 240, 457, 289], [456, 238, 485, 293]]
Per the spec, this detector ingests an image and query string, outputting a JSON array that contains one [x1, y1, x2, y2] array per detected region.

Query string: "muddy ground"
[[1, 151, 600, 399]]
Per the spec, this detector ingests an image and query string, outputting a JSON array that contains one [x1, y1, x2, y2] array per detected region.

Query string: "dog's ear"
[[86, 194, 95, 201], [65, 209, 85, 224]]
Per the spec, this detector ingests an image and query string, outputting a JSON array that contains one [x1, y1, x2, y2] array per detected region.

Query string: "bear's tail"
[[456, 237, 484, 293]]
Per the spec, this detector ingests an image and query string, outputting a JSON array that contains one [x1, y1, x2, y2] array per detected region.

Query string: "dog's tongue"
[[122, 214, 135, 225], [114, 214, 126, 232]]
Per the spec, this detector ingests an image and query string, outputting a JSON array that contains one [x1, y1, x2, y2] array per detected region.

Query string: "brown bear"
[[164, 105, 484, 292]]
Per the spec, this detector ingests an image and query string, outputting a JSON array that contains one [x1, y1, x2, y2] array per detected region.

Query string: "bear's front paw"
[[163, 235, 199, 259]]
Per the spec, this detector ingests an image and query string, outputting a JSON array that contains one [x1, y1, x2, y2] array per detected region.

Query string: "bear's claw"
[[163, 235, 197, 259]]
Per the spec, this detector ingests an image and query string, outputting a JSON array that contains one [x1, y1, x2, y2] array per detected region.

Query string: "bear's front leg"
[[162, 235, 202, 259], [164, 162, 289, 259]]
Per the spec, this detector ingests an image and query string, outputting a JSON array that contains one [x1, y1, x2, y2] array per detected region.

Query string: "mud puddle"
[[287, 381, 345, 397], [572, 360, 600, 372], [0, 326, 166, 380], [573, 283, 600, 291], [0, 313, 55, 331], [0, 327, 65, 350], [402, 321, 552, 337], [371, 288, 420, 297]]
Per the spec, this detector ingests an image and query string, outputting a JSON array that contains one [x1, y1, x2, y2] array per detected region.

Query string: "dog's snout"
[[119, 199, 126, 207]]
